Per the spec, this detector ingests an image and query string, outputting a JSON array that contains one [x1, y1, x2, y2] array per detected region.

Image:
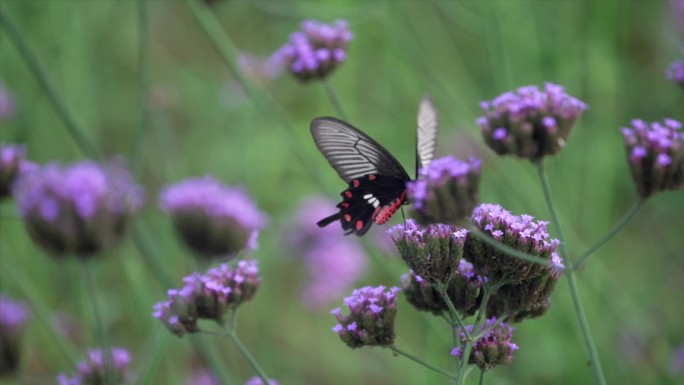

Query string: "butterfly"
[[310, 95, 439, 236]]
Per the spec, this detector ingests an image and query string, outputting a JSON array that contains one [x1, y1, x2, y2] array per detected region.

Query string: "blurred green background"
[[1, 0, 683, 384]]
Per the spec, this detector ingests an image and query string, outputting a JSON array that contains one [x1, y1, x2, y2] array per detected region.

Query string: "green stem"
[[456, 286, 492, 385], [223, 325, 271, 385], [0, 9, 100, 160], [478, 370, 485, 385], [467, 227, 551, 268], [573, 199, 643, 270], [132, 0, 150, 178], [387, 346, 457, 380], [435, 282, 470, 339], [536, 160, 606, 385], [81, 260, 114, 385], [323, 78, 348, 120]]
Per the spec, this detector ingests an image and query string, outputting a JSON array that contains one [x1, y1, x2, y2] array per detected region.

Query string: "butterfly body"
[[311, 96, 438, 236]]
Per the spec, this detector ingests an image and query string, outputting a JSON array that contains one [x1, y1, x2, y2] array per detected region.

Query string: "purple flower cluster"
[[244, 376, 280, 385], [160, 176, 266, 258], [290, 197, 367, 310], [269, 19, 352, 81], [407, 156, 481, 225], [57, 347, 131, 385], [0, 81, 17, 120], [388, 218, 468, 283], [13, 160, 144, 257], [153, 260, 261, 336], [451, 318, 518, 372], [0, 143, 35, 199], [667, 57, 684, 89], [401, 259, 482, 317], [0, 294, 32, 376], [621, 118, 684, 198], [331, 285, 399, 349], [478, 83, 588, 160]]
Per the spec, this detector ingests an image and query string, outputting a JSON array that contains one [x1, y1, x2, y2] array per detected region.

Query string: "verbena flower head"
[[389, 219, 468, 284], [0, 82, 17, 120], [160, 176, 266, 259], [153, 260, 261, 337], [57, 347, 131, 385], [0, 143, 33, 199], [401, 259, 482, 317], [451, 319, 518, 372], [331, 285, 399, 349], [667, 55, 684, 89], [244, 376, 280, 385], [13, 159, 144, 257], [407, 156, 481, 225], [621, 118, 684, 198], [478, 83, 587, 160], [269, 19, 352, 82], [301, 239, 367, 310], [0, 294, 32, 376]]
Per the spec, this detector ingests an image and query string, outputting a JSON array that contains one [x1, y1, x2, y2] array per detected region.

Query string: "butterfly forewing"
[[416, 94, 439, 177], [311, 117, 411, 183]]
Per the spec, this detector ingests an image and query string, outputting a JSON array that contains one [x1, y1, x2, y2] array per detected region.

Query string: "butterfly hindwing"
[[416, 94, 439, 178]]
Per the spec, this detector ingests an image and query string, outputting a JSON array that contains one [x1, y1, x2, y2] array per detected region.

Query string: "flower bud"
[[0, 294, 32, 376], [388, 219, 468, 284], [160, 177, 266, 259], [451, 319, 518, 372], [331, 286, 399, 349], [407, 156, 481, 225], [269, 19, 352, 82], [667, 58, 684, 90], [401, 259, 482, 317], [621, 118, 684, 198], [478, 83, 587, 160], [153, 260, 261, 337], [57, 347, 131, 385], [13, 160, 144, 258]]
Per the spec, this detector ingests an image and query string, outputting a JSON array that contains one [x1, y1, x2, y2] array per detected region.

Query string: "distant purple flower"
[[407, 156, 481, 225], [389, 219, 468, 283], [153, 260, 261, 337], [188, 369, 219, 385], [301, 239, 367, 310], [13, 159, 144, 257], [0, 82, 17, 120], [160, 176, 266, 258], [331, 285, 399, 349], [451, 318, 518, 371], [671, 344, 684, 374], [621, 118, 684, 198], [0, 294, 32, 376], [0, 143, 34, 199], [269, 19, 352, 82], [244, 376, 280, 385], [478, 83, 587, 160], [667, 60, 684, 89], [57, 347, 131, 385]]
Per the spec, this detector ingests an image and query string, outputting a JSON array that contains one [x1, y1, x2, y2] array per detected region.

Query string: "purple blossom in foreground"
[[0, 143, 35, 199], [388, 219, 468, 284], [407, 156, 481, 225], [478, 83, 587, 160], [160, 176, 266, 258], [13, 159, 144, 257], [0, 294, 32, 376], [467, 204, 563, 321], [451, 318, 518, 372], [401, 259, 482, 317], [57, 347, 131, 385], [0, 82, 17, 120], [153, 260, 261, 337], [621, 118, 684, 198], [244, 376, 280, 385], [269, 19, 352, 82], [667, 60, 684, 89], [331, 285, 399, 349]]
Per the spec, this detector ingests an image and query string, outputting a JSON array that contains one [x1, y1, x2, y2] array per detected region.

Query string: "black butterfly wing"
[[311, 117, 411, 184], [416, 94, 439, 178]]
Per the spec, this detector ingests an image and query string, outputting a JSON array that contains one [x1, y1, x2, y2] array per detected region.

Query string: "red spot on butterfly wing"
[[353, 179, 360, 188], [345, 191, 353, 198], [356, 220, 364, 231], [373, 191, 407, 225], [344, 214, 352, 222], [368, 174, 377, 180], [341, 202, 350, 208]]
